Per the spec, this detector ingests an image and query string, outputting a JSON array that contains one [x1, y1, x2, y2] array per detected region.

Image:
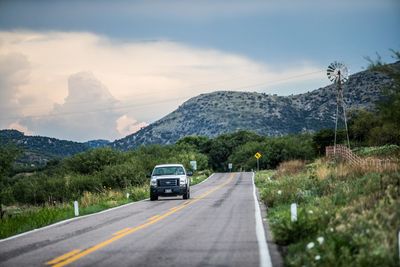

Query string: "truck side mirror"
[[187, 171, 193, 176]]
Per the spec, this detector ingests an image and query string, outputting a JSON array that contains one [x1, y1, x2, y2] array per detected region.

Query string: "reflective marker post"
[[291, 203, 297, 222], [74, 201, 79, 217]]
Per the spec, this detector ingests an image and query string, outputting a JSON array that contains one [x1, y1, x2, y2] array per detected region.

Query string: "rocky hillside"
[[0, 130, 108, 166], [112, 63, 398, 150]]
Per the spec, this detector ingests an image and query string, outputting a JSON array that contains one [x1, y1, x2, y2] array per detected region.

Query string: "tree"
[[348, 109, 380, 145], [0, 145, 20, 218], [176, 135, 209, 151], [361, 50, 400, 145], [206, 131, 263, 171]]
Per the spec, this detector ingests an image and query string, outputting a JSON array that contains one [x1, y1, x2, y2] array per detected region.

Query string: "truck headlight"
[[150, 179, 157, 187], [180, 178, 186, 186]]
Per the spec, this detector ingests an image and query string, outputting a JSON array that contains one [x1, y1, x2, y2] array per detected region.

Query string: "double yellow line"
[[46, 173, 235, 267]]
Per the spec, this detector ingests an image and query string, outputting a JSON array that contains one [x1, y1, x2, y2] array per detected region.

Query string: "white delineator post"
[[291, 203, 297, 222], [126, 193, 130, 199], [74, 201, 79, 217]]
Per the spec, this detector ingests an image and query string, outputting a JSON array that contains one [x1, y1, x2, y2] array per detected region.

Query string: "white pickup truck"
[[149, 164, 191, 201]]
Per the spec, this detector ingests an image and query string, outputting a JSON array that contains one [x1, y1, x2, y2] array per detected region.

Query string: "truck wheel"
[[183, 189, 190, 200], [150, 192, 158, 201]]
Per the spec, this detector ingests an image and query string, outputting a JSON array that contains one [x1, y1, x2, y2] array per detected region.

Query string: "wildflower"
[[306, 242, 315, 249], [315, 255, 321, 261], [308, 210, 314, 214], [277, 190, 282, 195], [317, 236, 324, 244], [324, 211, 328, 215], [329, 227, 334, 232]]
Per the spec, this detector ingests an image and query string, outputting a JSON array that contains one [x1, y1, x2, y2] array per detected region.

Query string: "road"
[[0, 172, 281, 267]]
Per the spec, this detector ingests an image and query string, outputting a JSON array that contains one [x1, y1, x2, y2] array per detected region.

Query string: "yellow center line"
[[45, 249, 81, 265], [47, 173, 235, 267], [112, 227, 132, 236], [146, 214, 161, 222]]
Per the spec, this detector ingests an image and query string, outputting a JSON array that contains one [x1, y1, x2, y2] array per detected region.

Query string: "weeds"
[[276, 160, 306, 178], [256, 159, 400, 267], [0, 185, 150, 239]]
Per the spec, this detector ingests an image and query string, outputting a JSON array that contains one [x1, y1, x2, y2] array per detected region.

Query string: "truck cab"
[[150, 164, 191, 201]]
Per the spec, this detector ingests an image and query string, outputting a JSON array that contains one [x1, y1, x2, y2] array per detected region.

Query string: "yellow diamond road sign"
[[254, 152, 262, 159]]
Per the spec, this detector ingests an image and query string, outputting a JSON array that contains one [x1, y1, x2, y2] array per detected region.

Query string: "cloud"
[[22, 72, 146, 141], [116, 115, 148, 137], [0, 30, 325, 141], [0, 53, 30, 127]]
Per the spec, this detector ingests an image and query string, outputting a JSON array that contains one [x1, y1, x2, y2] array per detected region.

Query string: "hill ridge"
[[111, 64, 397, 150]]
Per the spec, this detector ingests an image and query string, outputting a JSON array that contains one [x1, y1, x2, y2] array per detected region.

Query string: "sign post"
[[254, 152, 262, 172], [228, 163, 232, 172]]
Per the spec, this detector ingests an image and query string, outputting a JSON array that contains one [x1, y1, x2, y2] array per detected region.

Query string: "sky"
[[0, 0, 399, 142]]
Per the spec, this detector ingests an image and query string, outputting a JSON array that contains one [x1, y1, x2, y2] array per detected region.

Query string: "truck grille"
[[158, 179, 179, 187]]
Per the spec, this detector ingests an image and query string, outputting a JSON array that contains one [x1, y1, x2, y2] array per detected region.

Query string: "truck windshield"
[[153, 166, 185, 176]]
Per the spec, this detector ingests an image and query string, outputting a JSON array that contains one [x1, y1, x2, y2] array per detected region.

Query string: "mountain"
[[85, 139, 111, 148], [0, 130, 107, 166], [112, 63, 398, 150]]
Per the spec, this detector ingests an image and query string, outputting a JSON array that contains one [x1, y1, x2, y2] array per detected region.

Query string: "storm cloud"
[[22, 72, 145, 141]]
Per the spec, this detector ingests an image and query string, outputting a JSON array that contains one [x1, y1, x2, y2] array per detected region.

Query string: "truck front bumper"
[[151, 185, 187, 196]]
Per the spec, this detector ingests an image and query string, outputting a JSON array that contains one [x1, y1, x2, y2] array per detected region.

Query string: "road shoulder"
[[253, 173, 284, 267]]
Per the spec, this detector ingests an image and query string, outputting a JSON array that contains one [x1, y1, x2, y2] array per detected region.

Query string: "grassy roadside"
[[0, 171, 212, 239], [190, 170, 212, 186], [0, 185, 149, 239], [255, 160, 400, 267]]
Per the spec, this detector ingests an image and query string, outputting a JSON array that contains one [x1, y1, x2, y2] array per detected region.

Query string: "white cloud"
[[21, 72, 147, 141], [7, 121, 32, 135], [116, 115, 148, 137], [0, 53, 30, 126], [0, 30, 325, 141]]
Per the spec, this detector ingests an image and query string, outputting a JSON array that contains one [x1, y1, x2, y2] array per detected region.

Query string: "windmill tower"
[[327, 61, 350, 155]]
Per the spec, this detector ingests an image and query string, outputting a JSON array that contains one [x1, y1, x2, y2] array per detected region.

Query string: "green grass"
[[353, 145, 400, 158], [191, 170, 212, 186], [0, 205, 73, 239], [0, 185, 149, 239], [256, 162, 400, 267]]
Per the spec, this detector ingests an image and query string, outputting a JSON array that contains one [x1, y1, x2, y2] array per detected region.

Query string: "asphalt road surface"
[[0, 172, 281, 267]]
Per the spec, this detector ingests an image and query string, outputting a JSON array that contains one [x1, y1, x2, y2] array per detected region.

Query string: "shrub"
[[259, 173, 317, 208], [276, 160, 306, 178], [353, 145, 400, 158], [269, 197, 334, 246], [64, 148, 124, 174], [100, 162, 147, 189]]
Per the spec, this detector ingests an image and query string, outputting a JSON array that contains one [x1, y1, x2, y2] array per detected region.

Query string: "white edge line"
[[252, 172, 273, 267], [0, 173, 215, 243]]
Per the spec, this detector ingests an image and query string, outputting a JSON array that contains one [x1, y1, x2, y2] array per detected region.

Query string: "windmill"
[[327, 61, 350, 155]]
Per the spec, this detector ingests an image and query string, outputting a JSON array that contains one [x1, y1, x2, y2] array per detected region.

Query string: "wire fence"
[[326, 145, 399, 172]]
